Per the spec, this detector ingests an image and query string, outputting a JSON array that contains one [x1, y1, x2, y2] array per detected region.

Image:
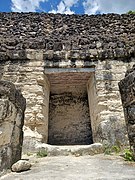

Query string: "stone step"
[[34, 143, 103, 156]]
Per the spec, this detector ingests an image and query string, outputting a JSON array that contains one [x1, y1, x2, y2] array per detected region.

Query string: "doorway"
[[45, 68, 94, 145]]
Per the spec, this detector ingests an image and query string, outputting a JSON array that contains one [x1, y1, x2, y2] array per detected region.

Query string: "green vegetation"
[[36, 149, 48, 158], [104, 145, 121, 155], [123, 149, 134, 161], [111, 145, 121, 154], [127, 10, 135, 14], [104, 143, 135, 162], [26, 152, 33, 156]]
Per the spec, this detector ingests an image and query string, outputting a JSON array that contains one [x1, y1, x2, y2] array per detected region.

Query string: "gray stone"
[[96, 42, 102, 49], [11, 160, 31, 172]]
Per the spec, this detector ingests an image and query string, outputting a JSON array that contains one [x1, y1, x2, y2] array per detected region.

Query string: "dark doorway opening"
[[46, 70, 93, 145]]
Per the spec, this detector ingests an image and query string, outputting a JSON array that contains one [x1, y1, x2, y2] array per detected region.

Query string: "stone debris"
[[11, 160, 31, 172]]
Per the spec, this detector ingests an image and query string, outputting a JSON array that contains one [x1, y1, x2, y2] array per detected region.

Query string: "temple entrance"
[[48, 91, 92, 145], [45, 68, 94, 145]]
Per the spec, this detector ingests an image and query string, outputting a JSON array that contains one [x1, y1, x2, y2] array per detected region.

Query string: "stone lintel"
[[44, 68, 95, 74]]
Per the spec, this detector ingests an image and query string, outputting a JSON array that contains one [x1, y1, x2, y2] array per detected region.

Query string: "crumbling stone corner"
[[0, 81, 26, 171], [119, 66, 135, 155]]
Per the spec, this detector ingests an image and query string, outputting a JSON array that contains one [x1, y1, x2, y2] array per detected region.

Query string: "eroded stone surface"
[[119, 68, 135, 154], [0, 81, 26, 171]]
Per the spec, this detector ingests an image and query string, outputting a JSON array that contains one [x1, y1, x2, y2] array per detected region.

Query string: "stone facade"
[[0, 81, 26, 171], [0, 13, 135, 150], [119, 67, 135, 154]]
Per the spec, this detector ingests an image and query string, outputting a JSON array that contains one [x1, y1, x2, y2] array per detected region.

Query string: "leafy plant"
[[111, 145, 121, 154], [104, 145, 121, 155], [36, 149, 48, 158], [123, 149, 134, 161], [127, 10, 135, 14], [104, 145, 112, 155]]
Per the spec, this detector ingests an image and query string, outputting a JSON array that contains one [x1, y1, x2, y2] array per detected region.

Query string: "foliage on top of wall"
[[127, 10, 135, 14]]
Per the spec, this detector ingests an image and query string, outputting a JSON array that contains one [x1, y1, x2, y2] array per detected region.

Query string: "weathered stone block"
[[119, 67, 135, 154], [0, 81, 26, 171]]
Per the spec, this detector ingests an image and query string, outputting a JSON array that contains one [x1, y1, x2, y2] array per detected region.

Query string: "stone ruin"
[[119, 66, 135, 155], [0, 13, 135, 151], [0, 81, 26, 171]]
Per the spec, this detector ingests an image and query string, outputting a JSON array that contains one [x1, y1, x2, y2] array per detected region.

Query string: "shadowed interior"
[[46, 71, 93, 145]]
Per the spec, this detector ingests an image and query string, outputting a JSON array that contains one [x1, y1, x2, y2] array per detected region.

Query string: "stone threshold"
[[34, 143, 103, 156]]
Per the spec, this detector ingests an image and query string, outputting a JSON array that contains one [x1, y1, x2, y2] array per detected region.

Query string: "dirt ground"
[[1, 154, 135, 180]]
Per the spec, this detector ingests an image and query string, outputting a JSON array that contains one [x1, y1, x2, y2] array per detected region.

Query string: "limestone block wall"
[[92, 60, 135, 145], [1, 51, 50, 150], [0, 52, 134, 149], [0, 81, 26, 171], [87, 59, 135, 145]]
